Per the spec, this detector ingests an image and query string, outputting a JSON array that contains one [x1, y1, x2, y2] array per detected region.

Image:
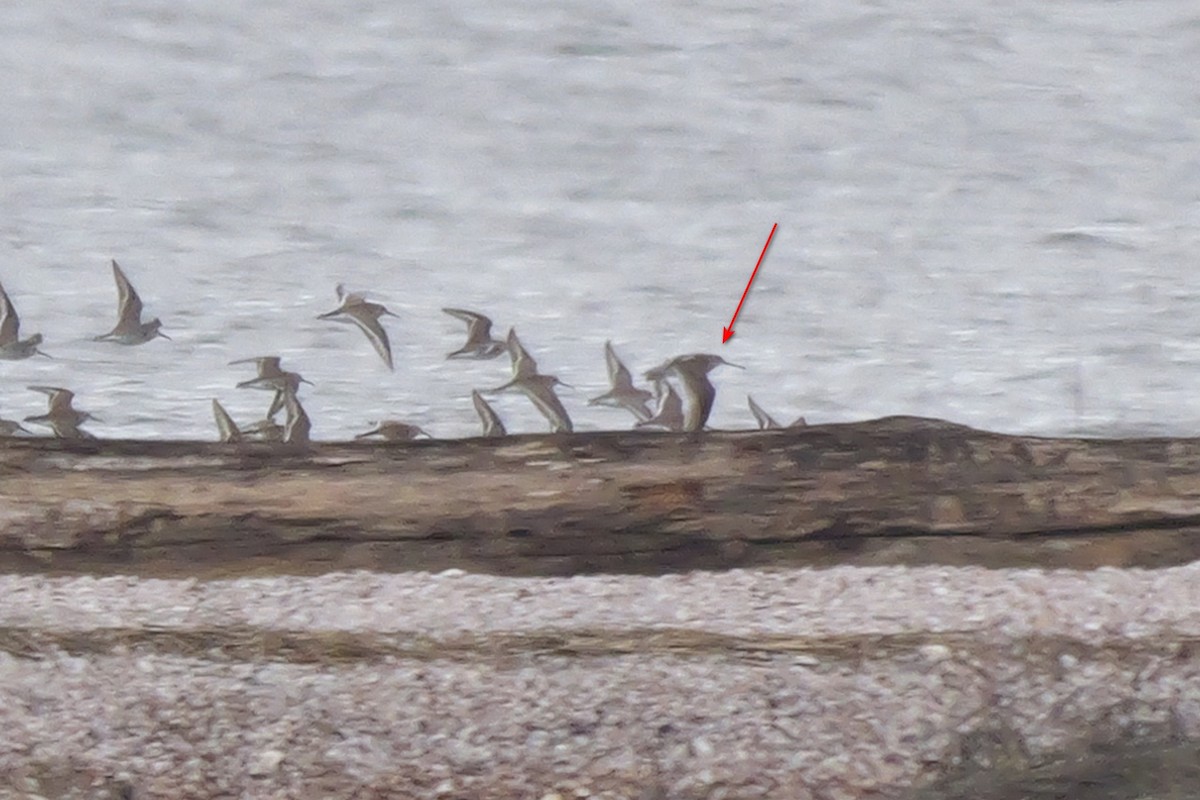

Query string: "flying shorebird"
[[504, 327, 540, 380], [94, 260, 169, 345], [644, 354, 742, 432], [471, 389, 506, 437], [490, 328, 573, 432], [280, 384, 311, 444], [244, 418, 285, 442], [635, 381, 685, 432], [748, 395, 807, 430], [211, 399, 243, 443], [748, 395, 781, 430], [231, 356, 312, 419], [0, 417, 32, 437], [355, 420, 430, 441], [488, 373, 574, 433], [442, 308, 506, 359], [24, 386, 99, 439], [0, 281, 49, 360], [588, 340, 653, 422], [318, 283, 399, 370]]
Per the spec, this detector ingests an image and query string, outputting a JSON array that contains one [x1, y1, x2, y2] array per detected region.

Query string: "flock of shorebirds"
[[0, 260, 806, 443]]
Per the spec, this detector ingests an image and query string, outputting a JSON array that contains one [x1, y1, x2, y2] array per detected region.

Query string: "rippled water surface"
[[2, 0, 1199, 439]]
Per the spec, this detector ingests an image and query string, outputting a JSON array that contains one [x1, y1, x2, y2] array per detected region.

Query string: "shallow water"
[[1, 0, 1199, 440]]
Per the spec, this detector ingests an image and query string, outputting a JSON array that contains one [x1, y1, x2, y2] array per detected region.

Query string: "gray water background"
[[1, 0, 1199, 440]]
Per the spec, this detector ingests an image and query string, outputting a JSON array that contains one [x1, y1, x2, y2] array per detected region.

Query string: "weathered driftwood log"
[[3, 415, 1200, 576]]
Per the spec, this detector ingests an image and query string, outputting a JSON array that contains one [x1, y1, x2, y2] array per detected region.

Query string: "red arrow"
[[722, 222, 777, 344]]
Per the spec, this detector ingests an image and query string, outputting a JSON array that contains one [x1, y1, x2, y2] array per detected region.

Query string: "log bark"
[[3, 415, 1200, 576]]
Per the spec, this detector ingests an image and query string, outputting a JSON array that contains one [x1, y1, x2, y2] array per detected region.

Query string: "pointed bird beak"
[[35, 349, 53, 359]]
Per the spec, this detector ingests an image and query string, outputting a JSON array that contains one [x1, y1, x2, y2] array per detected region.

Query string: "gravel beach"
[[2, 565, 1199, 799]]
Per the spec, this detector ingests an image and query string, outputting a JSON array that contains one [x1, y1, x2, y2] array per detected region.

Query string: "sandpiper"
[[94, 260, 169, 345], [442, 308, 506, 359], [748, 395, 807, 430], [635, 381, 685, 432], [231, 356, 312, 419], [644, 354, 742, 432], [0, 418, 31, 437], [748, 395, 781, 430], [471, 389, 506, 437], [318, 283, 398, 370], [490, 327, 573, 432], [488, 373, 574, 433], [211, 399, 243, 443], [355, 420, 430, 441], [588, 340, 653, 422], [244, 418, 285, 442], [24, 386, 98, 439], [504, 327, 540, 380], [281, 385, 311, 444], [0, 281, 49, 360]]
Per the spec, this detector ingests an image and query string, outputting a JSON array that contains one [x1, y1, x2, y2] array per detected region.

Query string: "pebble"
[[1, 564, 1198, 796], [248, 749, 284, 777]]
